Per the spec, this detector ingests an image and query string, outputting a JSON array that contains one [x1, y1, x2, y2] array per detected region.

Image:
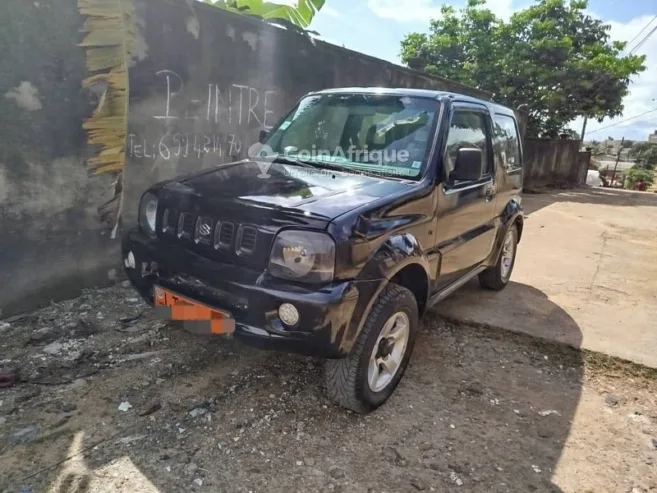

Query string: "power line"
[[631, 22, 657, 54], [581, 17, 657, 140], [586, 107, 657, 135], [625, 15, 657, 54], [577, 16, 656, 141]]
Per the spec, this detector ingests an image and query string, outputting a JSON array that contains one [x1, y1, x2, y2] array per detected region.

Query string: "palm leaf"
[[83, 47, 125, 71], [78, 0, 135, 238]]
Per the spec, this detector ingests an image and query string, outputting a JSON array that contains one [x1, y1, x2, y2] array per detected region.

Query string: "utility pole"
[[610, 137, 625, 187], [580, 117, 588, 141]]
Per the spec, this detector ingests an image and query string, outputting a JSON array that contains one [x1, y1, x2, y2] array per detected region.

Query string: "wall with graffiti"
[[0, 0, 490, 316], [120, 0, 490, 226]]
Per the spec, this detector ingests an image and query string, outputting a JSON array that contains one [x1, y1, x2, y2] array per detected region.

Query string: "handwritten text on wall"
[[152, 70, 277, 129]]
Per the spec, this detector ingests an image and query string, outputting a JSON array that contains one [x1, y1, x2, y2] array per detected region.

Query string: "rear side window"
[[493, 114, 521, 171], [444, 110, 490, 178]]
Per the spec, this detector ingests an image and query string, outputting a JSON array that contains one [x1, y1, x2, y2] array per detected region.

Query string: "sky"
[[306, 0, 657, 141]]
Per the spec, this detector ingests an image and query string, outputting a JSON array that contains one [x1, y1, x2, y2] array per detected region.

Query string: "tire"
[[479, 224, 518, 291], [324, 283, 419, 414]]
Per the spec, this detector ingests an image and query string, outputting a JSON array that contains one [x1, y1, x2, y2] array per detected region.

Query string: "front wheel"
[[324, 283, 419, 414], [479, 225, 518, 291]]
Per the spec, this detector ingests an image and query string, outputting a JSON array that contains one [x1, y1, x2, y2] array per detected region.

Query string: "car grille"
[[161, 208, 258, 256], [216, 222, 235, 249], [177, 213, 195, 240], [237, 225, 257, 254]]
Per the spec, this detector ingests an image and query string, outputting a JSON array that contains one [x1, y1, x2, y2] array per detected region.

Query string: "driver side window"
[[444, 110, 489, 180]]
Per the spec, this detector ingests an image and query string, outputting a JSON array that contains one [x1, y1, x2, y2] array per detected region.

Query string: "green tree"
[[623, 167, 655, 189], [629, 142, 657, 168], [560, 128, 580, 139], [206, 0, 325, 28], [400, 0, 646, 137]]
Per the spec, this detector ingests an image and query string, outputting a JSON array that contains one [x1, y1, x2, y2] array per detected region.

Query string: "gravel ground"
[[0, 284, 656, 493]]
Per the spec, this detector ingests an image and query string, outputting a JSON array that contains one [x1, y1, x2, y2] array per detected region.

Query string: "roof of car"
[[311, 87, 516, 116]]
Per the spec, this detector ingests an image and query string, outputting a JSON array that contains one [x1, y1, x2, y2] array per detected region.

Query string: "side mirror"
[[258, 129, 269, 144], [449, 148, 484, 182]]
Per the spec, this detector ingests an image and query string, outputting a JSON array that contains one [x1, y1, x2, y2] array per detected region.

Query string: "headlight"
[[268, 230, 335, 283], [139, 192, 158, 236]]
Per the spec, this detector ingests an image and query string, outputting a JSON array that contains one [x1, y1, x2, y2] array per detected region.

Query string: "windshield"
[[263, 93, 439, 179]]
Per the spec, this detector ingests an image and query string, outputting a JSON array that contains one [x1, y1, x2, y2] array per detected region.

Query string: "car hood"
[[162, 159, 412, 223], [153, 160, 415, 270]]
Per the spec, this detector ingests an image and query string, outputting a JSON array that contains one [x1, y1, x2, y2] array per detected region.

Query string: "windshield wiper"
[[311, 159, 407, 180], [273, 155, 405, 180], [272, 155, 322, 169]]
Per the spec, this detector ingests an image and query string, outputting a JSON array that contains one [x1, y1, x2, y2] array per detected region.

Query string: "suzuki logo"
[[199, 223, 211, 236]]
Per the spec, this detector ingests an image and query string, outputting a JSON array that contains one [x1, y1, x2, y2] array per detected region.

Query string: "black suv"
[[122, 88, 524, 413]]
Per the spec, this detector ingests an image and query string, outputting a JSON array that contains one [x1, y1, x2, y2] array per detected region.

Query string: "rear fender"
[[487, 197, 524, 266]]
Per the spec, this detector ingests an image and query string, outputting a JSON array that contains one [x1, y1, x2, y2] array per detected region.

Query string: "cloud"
[[367, 0, 516, 23], [478, 0, 516, 20], [367, 0, 442, 22], [581, 14, 657, 140], [322, 6, 340, 18]]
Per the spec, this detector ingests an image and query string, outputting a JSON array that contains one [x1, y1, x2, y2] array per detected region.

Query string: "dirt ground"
[[1, 284, 656, 493], [437, 187, 657, 368]]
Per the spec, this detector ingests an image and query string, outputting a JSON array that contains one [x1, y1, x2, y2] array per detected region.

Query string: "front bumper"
[[122, 227, 378, 358]]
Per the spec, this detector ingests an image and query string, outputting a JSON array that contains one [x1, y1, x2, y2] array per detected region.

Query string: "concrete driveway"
[[435, 187, 657, 368]]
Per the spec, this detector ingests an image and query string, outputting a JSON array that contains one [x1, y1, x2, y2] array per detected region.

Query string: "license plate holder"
[[153, 286, 235, 335]]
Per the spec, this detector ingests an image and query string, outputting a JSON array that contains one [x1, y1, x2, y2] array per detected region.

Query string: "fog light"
[[155, 286, 164, 300], [278, 303, 299, 326], [126, 251, 136, 269]]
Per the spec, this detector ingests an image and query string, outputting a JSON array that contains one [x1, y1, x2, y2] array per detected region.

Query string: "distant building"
[[599, 138, 624, 157], [649, 130, 657, 143], [593, 159, 636, 186]]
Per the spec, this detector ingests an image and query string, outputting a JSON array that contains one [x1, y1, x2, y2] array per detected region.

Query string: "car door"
[[433, 103, 497, 288]]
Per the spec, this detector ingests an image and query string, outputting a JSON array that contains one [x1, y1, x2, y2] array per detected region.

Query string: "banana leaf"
[[217, 0, 326, 29]]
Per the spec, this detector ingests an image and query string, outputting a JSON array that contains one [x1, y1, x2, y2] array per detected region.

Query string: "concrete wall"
[[0, 0, 120, 317], [523, 138, 590, 190], [0, 0, 490, 317]]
